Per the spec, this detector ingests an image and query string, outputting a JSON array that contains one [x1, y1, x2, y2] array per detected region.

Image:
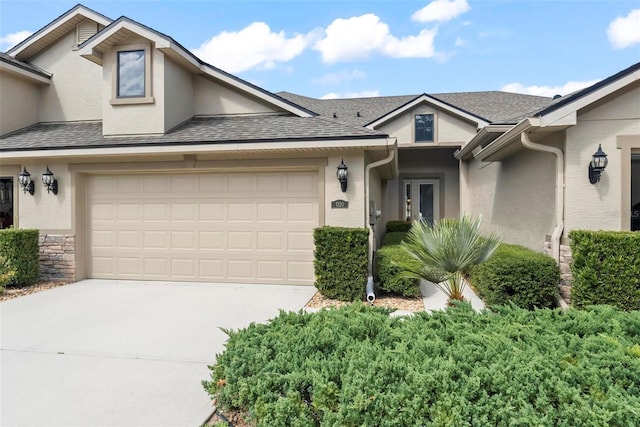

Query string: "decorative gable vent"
[[77, 20, 98, 45]]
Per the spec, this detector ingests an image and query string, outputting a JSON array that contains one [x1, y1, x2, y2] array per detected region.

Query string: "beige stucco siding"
[[564, 85, 640, 233], [377, 105, 477, 145], [17, 161, 73, 231], [0, 72, 40, 135], [323, 153, 365, 228], [385, 148, 460, 222], [463, 146, 557, 251], [102, 38, 165, 135], [164, 56, 194, 131], [30, 30, 102, 122], [194, 76, 282, 116]]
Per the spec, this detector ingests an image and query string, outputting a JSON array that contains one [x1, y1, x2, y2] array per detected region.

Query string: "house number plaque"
[[331, 199, 349, 209]]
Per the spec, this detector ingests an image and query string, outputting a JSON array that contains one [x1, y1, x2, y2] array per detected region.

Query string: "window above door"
[[415, 114, 435, 142]]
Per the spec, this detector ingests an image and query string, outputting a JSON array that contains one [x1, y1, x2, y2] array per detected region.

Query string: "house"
[[1, 5, 638, 302]]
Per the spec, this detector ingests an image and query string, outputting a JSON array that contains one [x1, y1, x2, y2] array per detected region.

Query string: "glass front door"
[[404, 179, 440, 224], [0, 177, 14, 229]]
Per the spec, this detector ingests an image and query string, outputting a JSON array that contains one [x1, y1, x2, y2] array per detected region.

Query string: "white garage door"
[[86, 171, 319, 285]]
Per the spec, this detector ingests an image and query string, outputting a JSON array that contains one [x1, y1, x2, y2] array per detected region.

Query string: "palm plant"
[[397, 215, 501, 303]]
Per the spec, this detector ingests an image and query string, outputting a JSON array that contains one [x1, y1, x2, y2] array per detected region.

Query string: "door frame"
[[398, 173, 445, 222]]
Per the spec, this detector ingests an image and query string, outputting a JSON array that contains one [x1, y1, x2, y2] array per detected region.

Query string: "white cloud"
[[455, 37, 466, 46], [501, 79, 600, 97], [320, 90, 380, 99], [193, 22, 316, 73], [412, 0, 471, 23], [607, 9, 640, 49], [0, 30, 33, 51], [314, 14, 437, 63], [314, 69, 367, 84]]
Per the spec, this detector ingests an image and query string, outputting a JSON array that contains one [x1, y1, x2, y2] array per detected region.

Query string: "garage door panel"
[[87, 171, 318, 284]]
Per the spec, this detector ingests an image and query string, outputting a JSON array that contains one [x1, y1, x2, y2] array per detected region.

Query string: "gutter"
[[364, 139, 397, 279], [474, 118, 535, 161], [520, 132, 565, 264], [455, 124, 513, 160]]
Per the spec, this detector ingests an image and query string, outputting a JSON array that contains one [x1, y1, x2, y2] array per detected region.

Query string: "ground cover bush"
[[204, 304, 640, 426], [469, 243, 559, 309], [375, 245, 421, 297], [313, 226, 368, 301], [570, 230, 640, 310], [381, 231, 408, 246], [0, 229, 39, 287], [385, 220, 412, 232]]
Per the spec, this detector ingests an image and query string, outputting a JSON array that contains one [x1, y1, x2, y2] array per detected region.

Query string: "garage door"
[[86, 171, 319, 285]]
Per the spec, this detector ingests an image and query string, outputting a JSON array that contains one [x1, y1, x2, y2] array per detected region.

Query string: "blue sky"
[[1, 0, 639, 99]]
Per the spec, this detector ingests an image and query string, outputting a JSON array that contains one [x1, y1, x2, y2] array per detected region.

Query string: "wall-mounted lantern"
[[336, 159, 348, 192], [588, 144, 608, 184], [42, 166, 58, 195], [18, 167, 35, 195]]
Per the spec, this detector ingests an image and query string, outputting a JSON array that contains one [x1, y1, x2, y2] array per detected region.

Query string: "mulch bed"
[[0, 281, 69, 302], [305, 290, 424, 312]]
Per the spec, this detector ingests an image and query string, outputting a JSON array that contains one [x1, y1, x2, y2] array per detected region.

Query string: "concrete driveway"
[[0, 279, 316, 426]]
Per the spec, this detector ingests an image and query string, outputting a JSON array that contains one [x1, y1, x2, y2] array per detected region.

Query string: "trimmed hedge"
[[204, 304, 640, 426], [381, 231, 409, 246], [385, 220, 412, 233], [469, 243, 559, 309], [375, 245, 421, 297], [570, 230, 640, 310], [0, 255, 16, 292], [0, 229, 39, 287], [313, 227, 368, 301]]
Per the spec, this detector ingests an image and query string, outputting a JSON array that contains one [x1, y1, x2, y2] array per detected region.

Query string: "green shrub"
[[381, 231, 408, 246], [0, 255, 16, 293], [385, 220, 412, 232], [313, 226, 368, 301], [570, 230, 640, 310], [375, 245, 421, 297], [469, 243, 559, 309], [0, 229, 39, 287], [204, 304, 640, 426]]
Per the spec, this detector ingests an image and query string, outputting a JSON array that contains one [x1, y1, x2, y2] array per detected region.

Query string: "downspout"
[[364, 139, 397, 303], [520, 132, 565, 263]]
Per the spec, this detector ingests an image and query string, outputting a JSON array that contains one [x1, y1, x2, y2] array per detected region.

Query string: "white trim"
[[365, 94, 489, 130], [473, 118, 537, 161], [455, 125, 512, 160], [0, 138, 393, 160], [539, 69, 640, 127], [8, 6, 112, 59]]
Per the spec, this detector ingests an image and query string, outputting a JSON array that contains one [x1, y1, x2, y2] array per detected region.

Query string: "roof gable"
[[532, 61, 640, 127], [77, 16, 315, 118], [7, 4, 112, 61], [365, 93, 490, 129]]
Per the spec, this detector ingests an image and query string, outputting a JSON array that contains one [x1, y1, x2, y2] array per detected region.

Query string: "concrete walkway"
[[421, 279, 486, 312], [0, 279, 316, 427]]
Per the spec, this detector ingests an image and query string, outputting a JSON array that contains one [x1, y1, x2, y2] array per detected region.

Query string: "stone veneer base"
[[544, 240, 572, 304], [39, 234, 76, 282]]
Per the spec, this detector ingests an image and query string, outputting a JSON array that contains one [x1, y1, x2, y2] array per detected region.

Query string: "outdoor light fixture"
[[336, 159, 348, 192], [18, 167, 34, 195], [42, 166, 58, 195], [588, 144, 608, 184]]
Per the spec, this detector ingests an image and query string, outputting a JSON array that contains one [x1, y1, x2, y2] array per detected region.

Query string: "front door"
[[403, 179, 440, 224]]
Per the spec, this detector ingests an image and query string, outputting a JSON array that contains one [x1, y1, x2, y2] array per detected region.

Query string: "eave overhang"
[[8, 5, 112, 61], [455, 124, 512, 160], [0, 136, 392, 160], [0, 58, 51, 84]]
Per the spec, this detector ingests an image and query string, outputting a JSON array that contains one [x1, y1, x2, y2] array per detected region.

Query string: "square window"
[[415, 114, 434, 142], [117, 50, 145, 98]]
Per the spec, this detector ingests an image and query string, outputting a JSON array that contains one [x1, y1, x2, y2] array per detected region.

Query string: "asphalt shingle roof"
[[277, 91, 554, 125], [0, 115, 386, 151]]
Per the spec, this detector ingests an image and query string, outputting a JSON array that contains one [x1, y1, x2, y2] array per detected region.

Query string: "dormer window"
[[117, 50, 145, 97], [110, 44, 153, 105], [415, 114, 435, 142]]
